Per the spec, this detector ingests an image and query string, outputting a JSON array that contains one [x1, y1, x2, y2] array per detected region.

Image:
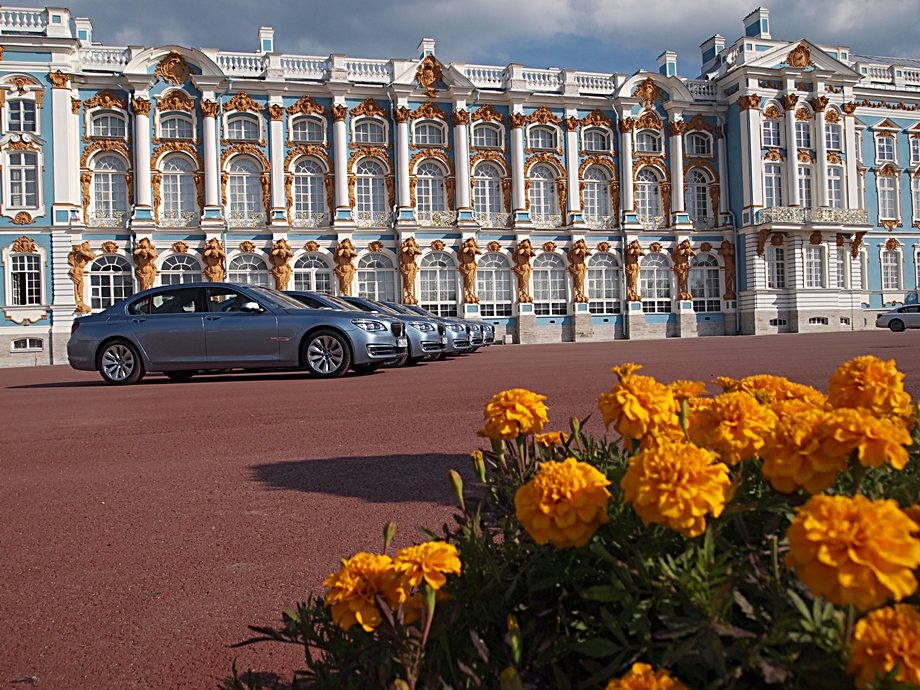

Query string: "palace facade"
[[0, 6, 918, 366]]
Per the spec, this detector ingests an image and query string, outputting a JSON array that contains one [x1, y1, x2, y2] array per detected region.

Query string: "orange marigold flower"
[[621, 439, 731, 538], [535, 431, 569, 448], [605, 662, 689, 690], [477, 389, 549, 441], [828, 355, 913, 419], [689, 391, 777, 465], [514, 457, 611, 548], [905, 506, 920, 533], [847, 604, 920, 689], [760, 400, 848, 494], [323, 552, 406, 632], [668, 380, 708, 401], [820, 407, 913, 470], [598, 375, 678, 439], [394, 541, 462, 591], [714, 374, 827, 407], [611, 362, 645, 380], [784, 495, 920, 610]]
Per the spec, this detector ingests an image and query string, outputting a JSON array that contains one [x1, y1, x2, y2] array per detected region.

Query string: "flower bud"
[[471, 450, 487, 483], [390, 679, 411, 690], [569, 416, 581, 438], [383, 521, 397, 553], [448, 470, 465, 511], [499, 666, 524, 690], [507, 614, 522, 664]]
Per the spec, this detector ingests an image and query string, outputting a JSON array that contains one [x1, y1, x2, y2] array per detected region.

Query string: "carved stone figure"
[[399, 237, 422, 304], [671, 239, 696, 301], [68, 241, 95, 313], [202, 238, 226, 283], [511, 239, 536, 303], [457, 238, 482, 304], [566, 239, 591, 303], [333, 239, 357, 296], [624, 240, 645, 302], [269, 238, 294, 291], [719, 240, 736, 301], [133, 238, 159, 292]]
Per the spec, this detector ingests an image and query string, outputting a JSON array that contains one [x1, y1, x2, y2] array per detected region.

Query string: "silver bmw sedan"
[[67, 283, 408, 384]]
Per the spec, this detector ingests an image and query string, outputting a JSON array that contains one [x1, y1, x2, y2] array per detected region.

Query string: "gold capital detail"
[[451, 109, 470, 126], [394, 106, 411, 124], [48, 71, 70, 89], [268, 104, 284, 121], [780, 94, 799, 110], [668, 121, 686, 136], [564, 116, 579, 132], [737, 95, 762, 112], [332, 104, 348, 122], [811, 96, 829, 112], [132, 98, 152, 116], [618, 117, 635, 133], [509, 113, 526, 129], [200, 100, 219, 118]]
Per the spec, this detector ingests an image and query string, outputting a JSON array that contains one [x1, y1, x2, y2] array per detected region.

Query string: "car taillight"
[[71, 321, 80, 336]]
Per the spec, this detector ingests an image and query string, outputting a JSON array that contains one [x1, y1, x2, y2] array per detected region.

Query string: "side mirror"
[[240, 301, 263, 313]]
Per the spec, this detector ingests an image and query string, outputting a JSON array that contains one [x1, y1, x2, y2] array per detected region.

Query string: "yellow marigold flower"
[[828, 355, 913, 419], [668, 380, 708, 401], [477, 389, 549, 441], [394, 541, 462, 591], [689, 391, 777, 465], [784, 495, 920, 610], [598, 375, 678, 439], [760, 400, 848, 494], [514, 457, 611, 548], [714, 374, 827, 407], [535, 431, 569, 447], [905, 506, 920, 533], [638, 425, 689, 451], [611, 362, 644, 380], [847, 604, 920, 689], [820, 408, 913, 470], [605, 662, 689, 690], [323, 552, 406, 632], [621, 440, 731, 538]]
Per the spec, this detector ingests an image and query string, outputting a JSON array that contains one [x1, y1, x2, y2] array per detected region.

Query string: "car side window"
[[904, 306, 920, 313], [298, 296, 323, 309], [127, 297, 150, 315], [206, 287, 247, 312], [150, 288, 202, 314]]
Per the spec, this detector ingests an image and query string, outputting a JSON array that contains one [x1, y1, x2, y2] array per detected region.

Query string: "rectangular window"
[[769, 318, 787, 326], [11, 337, 43, 351], [876, 135, 895, 162], [856, 131, 863, 162], [9, 101, 37, 132], [798, 167, 813, 208], [878, 176, 898, 219], [828, 167, 843, 209], [795, 121, 812, 149], [762, 120, 781, 148], [11, 254, 42, 305], [8, 152, 38, 208], [804, 246, 825, 288], [912, 138, 920, 164], [881, 251, 901, 290], [808, 317, 829, 325], [913, 179, 920, 223], [836, 248, 847, 288], [766, 246, 786, 289], [860, 251, 868, 290], [764, 164, 783, 208], [825, 124, 841, 151]]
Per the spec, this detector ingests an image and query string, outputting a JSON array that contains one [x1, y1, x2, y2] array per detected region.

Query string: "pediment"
[[615, 72, 693, 105], [871, 117, 901, 131], [124, 46, 224, 82], [744, 40, 860, 78], [391, 58, 475, 92]]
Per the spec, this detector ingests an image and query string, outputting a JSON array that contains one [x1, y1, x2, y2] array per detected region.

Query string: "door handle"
[[132, 318, 146, 323], [206, 315, 221, 321]]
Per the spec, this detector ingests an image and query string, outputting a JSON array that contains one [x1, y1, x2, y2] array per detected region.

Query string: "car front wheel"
[[98, 340, 145, 385], [303, 330, 352, 378], [889, 319, 906, 332]]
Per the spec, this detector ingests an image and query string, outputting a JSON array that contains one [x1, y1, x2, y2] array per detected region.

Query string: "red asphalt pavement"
[[2, 331, 920, 689]]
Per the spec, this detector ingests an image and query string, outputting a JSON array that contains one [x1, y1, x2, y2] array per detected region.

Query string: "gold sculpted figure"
[[624, 240, 645, 302], [671, 239, 696, 301], [334, 239, 357, 296], [133, 238, 159, 292], [203, 238, 226, 283], [511, 239, 536, 303], [399, 237, 422, 304], [566, 239, 591, 303], [269, 239, 294, 291], [457, 238, 482, 304], [719, 240, 736, 301], [68, 241, 96, 313]]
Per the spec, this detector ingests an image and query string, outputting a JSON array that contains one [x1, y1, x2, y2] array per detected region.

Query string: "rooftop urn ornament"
[[415, 54, 443, 98]]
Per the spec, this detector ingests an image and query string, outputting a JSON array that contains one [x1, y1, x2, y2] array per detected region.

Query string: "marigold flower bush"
[[226, 356, 920, 690]]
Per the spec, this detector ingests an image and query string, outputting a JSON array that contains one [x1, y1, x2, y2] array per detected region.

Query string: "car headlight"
[[351, 319, 387, 332], [409, 321, 435, 332], [447, 324, 465, 332]]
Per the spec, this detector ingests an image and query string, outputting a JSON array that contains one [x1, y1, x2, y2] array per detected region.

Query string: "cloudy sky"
[[46, 0, 920, 76]]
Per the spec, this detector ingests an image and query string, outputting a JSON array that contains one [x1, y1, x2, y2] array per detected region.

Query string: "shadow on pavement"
[[7, 369, 387, 389], [249, 453, 472, 506]]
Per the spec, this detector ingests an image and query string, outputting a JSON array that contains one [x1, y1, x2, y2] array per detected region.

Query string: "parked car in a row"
[[67, 283, 492, 385], [875, 304, 920, 332]]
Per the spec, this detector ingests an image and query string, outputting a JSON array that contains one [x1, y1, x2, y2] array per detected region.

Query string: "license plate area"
[[397, 338, 408, 348]]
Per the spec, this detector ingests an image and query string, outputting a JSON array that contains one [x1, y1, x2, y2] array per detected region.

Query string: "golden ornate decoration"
[[566, 239, 591, 303], [508, 113, 526, 129], [880, 219, 899, 231], [760, 228, 777, 255], [6, 140, 40, 151], [350, 97, 388, 119], [501, 178, 512, 214], [284, 145, 332, 172], [415, 54, 443, 97], [564, 116, 579, 132], [797, 151, 813, 163], [541, 241, 556, 253], [12, 212, 34, 225], [660, 182, 671, 219], [225, 92, 263, 112], [709, 185, 720, 218], [331, 104, 348, 122], [151, 141, 202, 170], [557, 180, 567, 215], [787, 44, 815, 69], [885, 237, 900, 251], [333, 239, 357, 296], [83, 89, 127, 111], [737, 95, 762, 112], [842, 102, 857, 116], [172, 241, 189, 253], [399, 237, 422, 304], [648, 241, 663, 253], [809, 231, 823, 246], [632, 156, 670, 179], [304, 241, 321, 252], [671, 239, 696, 300], [578, 154, 617, 181], [700, 242, 712, 253], [367, 241, 385, 253], [101, 241, 120, 253], [825, 151, 842, 164], [667, 121, 686, 136], [526, 105, 561, 126], [763, 106, 782, 120], [684, 159, 719, 183], [220, 143, 270, 171], [287, 95, 326, 117], [283, 173, 294, 221], [836, 233, 845, 247], [48, 71, 70, 89], [633, 76, 663, 109], [451, 109, 469, 127], [825, 109, 840, 123], [0, 47, 4, 61], [580, 110, 614, 129], [624, 240, 645, 302], [80, 170, 92, 224], [851, 232, 866, 258], [763, 149, 784, 161], [132, 98, 151, 116], [203, 238, 226, 282], [156, 90, 195, 113], [394, 106, 411, 124], [719, 240, 736, 300], [260, 173, 271, 218], [155, 51, 191, 86], [430, 239, 446, 251], [794, 108, 812, 121], [472, 104, 504, 123], [511, 239, 536, 303], [194, 173, 204, 212], [457, 238, 482, 304], [523, 151, 565, 177], [151, 172, 162, 219], [269, 239, 294, 290], [346, 146, 391, 175], [618, 117, 635, 133], [811, 96, 829, 112], [470, 149, 509, 173], [200, 100, 219, 118], [780, 94, 799, 110], [771, 233, 785, 247], [11, 235, 38, 253], [324, 174, 335, 216], [133, 238, 158, 291], [71, 98, 81, 115], [596, 241, 611, 253], [239, 241, 257, 253], [878, 163, 899, 177], [267, 104, 284, 121], [68, 241, 95, 313], [685, 113, 714, 133], [486, 241, 502, 252], [411, 101, 448, 121]]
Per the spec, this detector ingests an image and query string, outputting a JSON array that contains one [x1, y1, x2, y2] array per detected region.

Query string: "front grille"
[[367, 345, 404, 357], [391, 322, 404, 338], [437, 324, 445, 336], [422, 341, 444, 352], [454, 339, 470, 348]]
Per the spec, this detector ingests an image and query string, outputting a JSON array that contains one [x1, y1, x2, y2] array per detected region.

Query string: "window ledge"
[[2, 306, 48, 325]]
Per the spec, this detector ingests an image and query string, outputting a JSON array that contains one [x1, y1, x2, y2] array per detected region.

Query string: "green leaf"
[[571, 638, 620, 658], [582, 586, 622, 602]]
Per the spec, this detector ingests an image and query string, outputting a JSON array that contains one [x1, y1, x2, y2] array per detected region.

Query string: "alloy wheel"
[[308, 335, 345, 374], [101, 343, 136, 381]]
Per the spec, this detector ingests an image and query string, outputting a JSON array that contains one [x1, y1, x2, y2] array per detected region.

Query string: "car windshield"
[[384, 302, 411, 315], [405, 305, 430, 317], [247, 286, 311, 310], [323, 295, 361, 310], [369, 301, 402, 315]]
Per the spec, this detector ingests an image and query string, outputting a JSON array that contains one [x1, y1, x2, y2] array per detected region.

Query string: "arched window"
[[764, 164, 783, 207], [9, 99, 36, 133], [686, 169, 711, 223], [472, 123, 501, 148], [92, 155, 128, 226], [477, 253, 512, 317], [765, 245, 786, 289], [416, 161, 446, 214], [291, 117, 323, 143], [528, 164, 557, 216], [228, 254, 270, 286], [355, 159, 387, 212], [293, 254, 333, 294], [161, 155, 197, 226], [635, 131, 661, 153], [160, 254, 202, 285], [10, 250, 41, 305], [419, 252, 457, 317], [635, 168, 661, 217], [690, 254, 721, 312], [8, 151, 38, 209], [583, 166, 610, 218], [639, 254, 671, 313], [762, 119, 781, 147], [528, 126, 557, 150], [293, 158, 325, 216], [227, 157, 262, 220], [227, 115, 259, 141], [473, 163, 503, 214], [583, 128, 610, 152], [354, 119, 385, 144], [686, 132, 712, 156], [415, 122, 445, 146], [91, 113, 126, 138], [88, 254, 133, 309], [881, 250, 901, 290], [532, 253, 566, 315], [356, 253, 396, 302], [587, 253, 621, 314], [160, 114, 193, 140]]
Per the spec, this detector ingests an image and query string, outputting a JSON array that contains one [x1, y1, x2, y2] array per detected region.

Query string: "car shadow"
[[7, 369, 383, 389], [249, 453, 472, 506]]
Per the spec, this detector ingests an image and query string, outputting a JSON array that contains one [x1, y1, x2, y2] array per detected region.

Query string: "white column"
[[269, 107, 285, 218], [332, 109, 349, 212], [511, 116, 525, 212], [453, 111, 471, 211], [716, 127, 728, 217], [738, 99, 763, 210], [843, 111, 859, 208], [619, 120, 634, 212], [396, 113, 411, 211], [815, 108, 828, 208], [564, 117, 580, 218], [51, 81, 77, 207], [669, 121, 685, 214], [201, 102, 220, 209], [132, 97, 152, 210], [785, 106, 800, 206]]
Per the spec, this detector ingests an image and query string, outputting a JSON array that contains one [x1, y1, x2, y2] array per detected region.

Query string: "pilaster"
[[268, 100, 287, 224], [200, 98, 223, 225]]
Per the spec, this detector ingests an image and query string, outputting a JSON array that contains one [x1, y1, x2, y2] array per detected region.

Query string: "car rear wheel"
[[303, 330, 351, 378], [164, 370, 196, 382], [98, 340, 145, 386], [889, 319, 906, 332]]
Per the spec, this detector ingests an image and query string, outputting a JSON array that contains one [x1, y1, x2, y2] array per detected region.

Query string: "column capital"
[[200, 99, 218, 118], [132, 97, 151, 116]]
